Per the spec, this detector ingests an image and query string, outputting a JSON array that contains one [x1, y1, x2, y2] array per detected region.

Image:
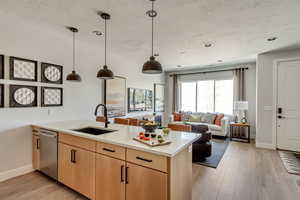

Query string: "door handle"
[[277, 115, 286, 119], [121, 165, 124, 183], [36, 138, 40, 150], [71, 149, 77, 163], [125, 166, 129, 184]]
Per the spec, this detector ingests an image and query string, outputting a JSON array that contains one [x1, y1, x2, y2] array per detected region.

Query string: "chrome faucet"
[[94, 104, 109, 128]]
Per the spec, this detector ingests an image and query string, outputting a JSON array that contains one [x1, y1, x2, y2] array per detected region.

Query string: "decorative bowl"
[[142, 124, 159, 133]]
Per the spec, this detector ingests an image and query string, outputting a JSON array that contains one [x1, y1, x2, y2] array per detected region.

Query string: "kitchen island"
[[32, 120, 200, 200]]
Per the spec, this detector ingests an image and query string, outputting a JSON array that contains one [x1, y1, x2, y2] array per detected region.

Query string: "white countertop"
[[32, 120, 201, 157]]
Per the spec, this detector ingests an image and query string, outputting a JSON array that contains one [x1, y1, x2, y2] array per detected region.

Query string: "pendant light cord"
[[105, 18, 107, 66], [151, 0, 154, 57], [73, 31, 76, 71]]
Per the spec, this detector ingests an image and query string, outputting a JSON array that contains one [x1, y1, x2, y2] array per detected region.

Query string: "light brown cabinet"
[[96, 154, 126, 200], [58, 143, 95, 200], [126, 162, 168, 200], [32, 135, 40, 170]]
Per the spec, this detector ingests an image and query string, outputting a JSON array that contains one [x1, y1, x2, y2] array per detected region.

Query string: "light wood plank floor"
[[0, 142, 299, 200]]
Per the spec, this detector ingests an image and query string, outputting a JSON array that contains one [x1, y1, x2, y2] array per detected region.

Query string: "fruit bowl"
[[141, 123, 159, 133]]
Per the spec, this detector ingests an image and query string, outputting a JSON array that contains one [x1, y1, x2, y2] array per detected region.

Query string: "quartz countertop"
[[32, 120, 201, 157]]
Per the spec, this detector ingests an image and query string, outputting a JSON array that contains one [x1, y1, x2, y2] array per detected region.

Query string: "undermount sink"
[[72, 127, 115, 135]]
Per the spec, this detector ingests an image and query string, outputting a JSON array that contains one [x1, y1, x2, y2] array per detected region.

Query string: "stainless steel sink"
[[72, 127, 115, 135]]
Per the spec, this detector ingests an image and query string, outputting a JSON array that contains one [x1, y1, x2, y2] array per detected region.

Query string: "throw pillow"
[[189, 114, 202, 122], [215, 114, 224, 126], [173, 112, 182, 121], [181, 111, 191, 122], [202, 113, 217, 124]]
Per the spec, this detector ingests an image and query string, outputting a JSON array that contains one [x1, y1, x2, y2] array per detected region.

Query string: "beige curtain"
[[233, 68, 246, 101], [172, 74, 178, 113]]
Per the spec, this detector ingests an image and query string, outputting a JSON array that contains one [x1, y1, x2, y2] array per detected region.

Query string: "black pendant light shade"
[[97, 12, 114, 80], [66, 27, 82, 81], [142, 0, 163, 74], [97, 65, 114, 80], [142, 56, 162, 74]]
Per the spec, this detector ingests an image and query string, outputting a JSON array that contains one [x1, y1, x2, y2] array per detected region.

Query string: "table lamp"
[[234, 101, 248, 123]]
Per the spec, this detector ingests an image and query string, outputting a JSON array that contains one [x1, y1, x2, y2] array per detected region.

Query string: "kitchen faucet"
[[94, 104, 109, 128]]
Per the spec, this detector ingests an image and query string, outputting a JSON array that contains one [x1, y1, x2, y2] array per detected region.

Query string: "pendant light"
[[142, 0, 162, 74], [66, 27, 82, 81], [97, 12, 114, 80]]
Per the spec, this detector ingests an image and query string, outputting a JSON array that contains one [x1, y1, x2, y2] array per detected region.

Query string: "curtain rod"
[[168, 67, 248, 77]]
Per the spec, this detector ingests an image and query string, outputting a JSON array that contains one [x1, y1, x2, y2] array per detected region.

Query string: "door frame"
[[272, 57, 300, 149]]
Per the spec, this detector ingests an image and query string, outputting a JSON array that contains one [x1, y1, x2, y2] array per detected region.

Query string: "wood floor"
[[0, 142, 299, 200]]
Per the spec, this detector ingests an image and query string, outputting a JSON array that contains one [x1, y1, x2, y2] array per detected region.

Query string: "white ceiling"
[[1, 0, 300, 72]]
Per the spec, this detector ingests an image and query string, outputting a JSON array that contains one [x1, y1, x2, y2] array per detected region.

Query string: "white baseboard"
[[256, 142, 276, 150], [0, 165, 34, 182]]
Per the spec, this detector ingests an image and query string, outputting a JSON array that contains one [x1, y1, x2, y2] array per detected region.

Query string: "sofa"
[[169, 112, 231, 137]]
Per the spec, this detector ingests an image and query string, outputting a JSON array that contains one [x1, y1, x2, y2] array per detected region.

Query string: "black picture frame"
[[9, 56, 38, 82], [41, 87, 63, 107], [0, 55, 4, 79], [41, 62, 63, 84], [0, 84, 4, 108], [9, 85, 38, 108], [154, 83, 165, 112]]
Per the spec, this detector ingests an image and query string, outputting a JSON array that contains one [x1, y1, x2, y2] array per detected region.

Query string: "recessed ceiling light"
[[267, 37, 277, 41], [180, 51, 186, 54], [204, 43, 212, 48], [93, 30, 103, 36]]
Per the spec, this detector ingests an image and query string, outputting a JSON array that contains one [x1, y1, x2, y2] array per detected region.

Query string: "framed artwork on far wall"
[[41, 63, 63, 84], [128, 88, 146, 112], [105, 76, 126, 118], [41, 87, 63, 107], [9, 85, 38, 107], [0, 55, 4, 79], [145, 89, 153, 111], [154, 83, 165, 112], [9, 56, 38, 82], [0, 84, 4, 108]]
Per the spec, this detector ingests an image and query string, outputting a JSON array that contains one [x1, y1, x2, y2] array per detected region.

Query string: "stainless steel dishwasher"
[[40, 129, 58, 180]]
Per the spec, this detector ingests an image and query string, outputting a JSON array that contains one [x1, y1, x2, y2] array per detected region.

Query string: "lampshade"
[[66, 70, 82, 81], [142, 56, 162, 74], [234, 101, 248, 111], [97, 65, 114, 80]]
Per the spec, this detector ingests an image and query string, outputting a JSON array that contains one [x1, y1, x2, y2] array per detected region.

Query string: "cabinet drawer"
[[97, 142, 126, 160], [126, 149, 168, 173], [59, 133, 96, 152]]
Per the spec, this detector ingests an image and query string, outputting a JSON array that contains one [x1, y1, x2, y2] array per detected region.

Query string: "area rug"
[[279, 151, 300, 175], [193, 138, 229, 168]]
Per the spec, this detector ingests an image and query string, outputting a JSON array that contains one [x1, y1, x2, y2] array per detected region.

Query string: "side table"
[[230, 123, 250, 143]]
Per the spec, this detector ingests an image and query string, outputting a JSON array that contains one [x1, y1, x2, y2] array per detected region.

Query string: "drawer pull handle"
[[125, 167, 129, 184], [103, 148, 116, 153], [121, 165, 124, 183], [136, 156, 153, 163], [36, 138, 40, 150], [71, 149, 77, 163]]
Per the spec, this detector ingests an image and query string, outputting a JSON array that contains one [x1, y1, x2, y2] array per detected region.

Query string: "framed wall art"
[[41, 87, 63, 107], [10, 57, 38, 82], [41, 62, 63, 84], [105, 76, 126, 118], [128, 88, 153, 112], [0, 84, 4, 108], [154, 83, 165, 112], [0, 55, 4, 79], [9, 85, 37, 107]]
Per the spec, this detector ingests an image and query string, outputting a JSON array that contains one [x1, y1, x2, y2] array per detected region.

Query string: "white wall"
[[165, 63, 257, 138], [256, 48, 300, 148], [0, 13, 164, 177]]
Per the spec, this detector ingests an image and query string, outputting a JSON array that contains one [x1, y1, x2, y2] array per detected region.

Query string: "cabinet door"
[[126, 163, 168, 200], [32, 135, 40, 170], [96, 154, 125, 200], [58, 143, 95, 199]]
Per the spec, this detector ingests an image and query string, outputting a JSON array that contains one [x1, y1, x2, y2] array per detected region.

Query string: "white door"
[[277, 59, 300, 152]]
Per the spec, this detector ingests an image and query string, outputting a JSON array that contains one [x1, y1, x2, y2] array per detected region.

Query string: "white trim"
[[0, 165, 34, 182], [272, 57, 300, 150], [256, 142, 276, 150]]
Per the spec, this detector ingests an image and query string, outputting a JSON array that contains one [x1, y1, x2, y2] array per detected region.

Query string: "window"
[[180, 79, 233, 114]]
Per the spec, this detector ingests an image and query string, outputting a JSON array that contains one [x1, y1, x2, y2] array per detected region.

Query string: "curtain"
[[233, 68, 246, 101], [172, 74, 178, 112]]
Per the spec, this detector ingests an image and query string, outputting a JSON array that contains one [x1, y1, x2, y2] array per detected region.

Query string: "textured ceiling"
[[0, 0, 300, 71]]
